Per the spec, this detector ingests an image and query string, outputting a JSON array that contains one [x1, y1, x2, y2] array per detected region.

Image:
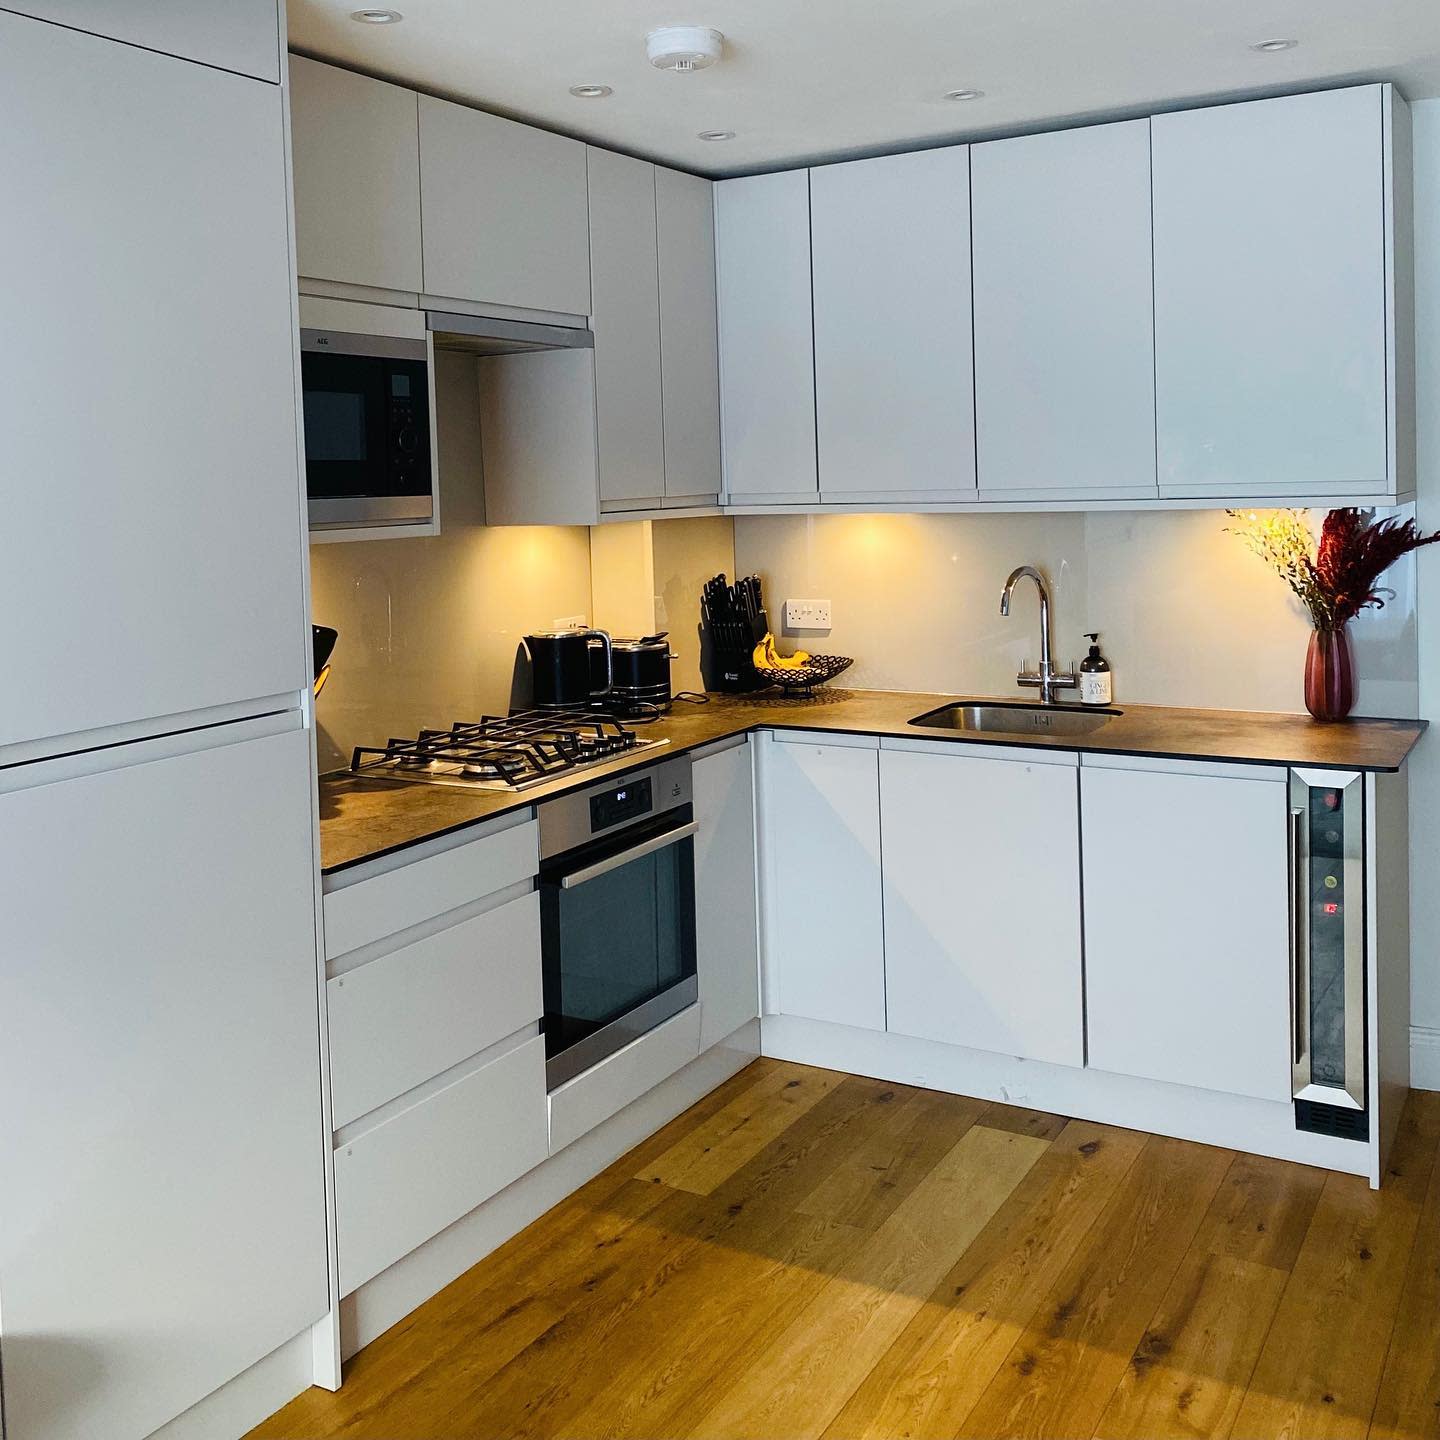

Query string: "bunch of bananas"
[[752, 632, 811, 671]]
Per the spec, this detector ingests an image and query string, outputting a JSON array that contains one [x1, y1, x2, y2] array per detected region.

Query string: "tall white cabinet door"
[[588, 148, 666, 506], [811, 147, 976, 500], [6, 0, 280, 79], [758, 736, 884, 1030], [1081, 763, 1292, 1101], [1153, 86, 1390, 498], [880, 747, 1084, 1066], [418, 96, 591, 315], [0, 723, 326, 1440], [972, 120, 1157, 501], [0, 15, 307, 751], [656, 166, 722, 501], [694, 741, 761, 1048], [714, 172, 818, 502], [289, 56, 423, 293]]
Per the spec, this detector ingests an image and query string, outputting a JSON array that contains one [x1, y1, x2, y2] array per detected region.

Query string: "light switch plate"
[[784, 598, 832, 630]]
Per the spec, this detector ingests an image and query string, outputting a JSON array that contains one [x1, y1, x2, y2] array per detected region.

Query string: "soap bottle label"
[[1080, 670, 1112, 706]]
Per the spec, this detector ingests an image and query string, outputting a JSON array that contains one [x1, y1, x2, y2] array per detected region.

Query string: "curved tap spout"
[[999, 565, 1077, 703]]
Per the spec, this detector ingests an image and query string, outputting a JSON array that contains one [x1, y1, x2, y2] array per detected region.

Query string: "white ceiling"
[[288, 0, 1440, 176]]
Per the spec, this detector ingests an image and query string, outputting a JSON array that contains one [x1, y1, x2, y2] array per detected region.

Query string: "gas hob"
[[349, 710, 667, 791]]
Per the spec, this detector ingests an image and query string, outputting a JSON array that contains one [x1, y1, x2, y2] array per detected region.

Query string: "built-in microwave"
[[300, 328, 432, 530]]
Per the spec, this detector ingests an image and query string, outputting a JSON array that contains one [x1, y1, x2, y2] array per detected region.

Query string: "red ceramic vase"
[[1304, 626, 1355, 722]]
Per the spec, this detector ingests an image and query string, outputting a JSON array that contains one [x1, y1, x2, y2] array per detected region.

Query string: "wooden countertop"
[[318, 689, 1426, 876]]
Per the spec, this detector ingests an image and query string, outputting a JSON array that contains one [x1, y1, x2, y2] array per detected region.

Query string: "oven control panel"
[[591, 776, 652, 831]]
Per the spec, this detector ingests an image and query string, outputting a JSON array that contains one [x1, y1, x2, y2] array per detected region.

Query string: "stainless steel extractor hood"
[[427, 311, 594, 357]]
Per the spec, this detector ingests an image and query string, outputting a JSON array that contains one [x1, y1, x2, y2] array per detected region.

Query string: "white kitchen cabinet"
[[0, 719, 326, 1440], [6, 0, 280, 80], [418, 95, 591, 315], [757, 734, 885, 1030], [335, 1035, 548, 1296], [289, 55, 423, 294], [657, 165, 723, 502], [0, 15, 308, 751], [1081, 759, 1292, 1101], [972, 119, 1157, 501], [880, 742, 1084, 1066], [588, 147, 666, 508], [1153, 85, 1409, 500], [715, 171, 818, 503], [811, 147, 975, 501], [694, 739, 761, 1049]]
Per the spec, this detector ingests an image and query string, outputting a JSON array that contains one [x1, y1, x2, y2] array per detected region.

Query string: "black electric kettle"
[[524, 629, 613, 710]]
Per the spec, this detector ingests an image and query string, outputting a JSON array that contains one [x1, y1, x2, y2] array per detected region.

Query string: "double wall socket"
[[784, 598, 832, 630]]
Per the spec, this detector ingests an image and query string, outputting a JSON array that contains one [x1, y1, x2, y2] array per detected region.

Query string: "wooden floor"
[[249, 1060, 1440, 1440]]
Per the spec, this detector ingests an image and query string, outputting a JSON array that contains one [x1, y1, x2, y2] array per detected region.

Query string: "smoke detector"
[[646, 26, 724, 72]]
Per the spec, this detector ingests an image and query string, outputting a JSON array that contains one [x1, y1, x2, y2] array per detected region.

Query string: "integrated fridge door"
[[1290, 767, 1367, 1137], [0, 713, 327, 1440]]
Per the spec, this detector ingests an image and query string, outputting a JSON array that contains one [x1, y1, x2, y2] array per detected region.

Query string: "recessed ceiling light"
[[1250, 37, 1297, 52], [698, 129, 735, 142], [944, 88, 985, 102], [569, 84, 613, 99], [350, 8, 402, 21]]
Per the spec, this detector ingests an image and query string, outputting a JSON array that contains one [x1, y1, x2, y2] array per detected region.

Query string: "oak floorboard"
[[823, 1118, 1147, 1440], [794, 1085, 993, 1232], [635, 1061, 844, 1194], [1229, 1093, 1440, 1440], [686, 1125, 1049, 1440], [1370, 1094, 1440, 1440], [955, 1134, 1233, 1440], [246, 1068, 1440, 1440], [1091, 1251, 1287, 1440]]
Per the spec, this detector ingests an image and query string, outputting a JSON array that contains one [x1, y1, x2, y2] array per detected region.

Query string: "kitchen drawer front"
[[323, 819, 538, 959], [548, 1004, 702, 1155], [328, 892, 543, 1129], [335, 1034, 548, 1296]]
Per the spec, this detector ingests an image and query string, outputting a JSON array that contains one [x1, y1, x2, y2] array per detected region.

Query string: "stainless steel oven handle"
[[559, 820, 699, 890]]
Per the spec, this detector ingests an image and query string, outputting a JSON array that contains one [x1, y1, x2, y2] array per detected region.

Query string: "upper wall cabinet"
[[1153, 85, 1412, 501], [588, 147, 666, 507], [811, 147, 975, 503], [972, 119, 1157, 502], [8, 0, 280, 80], [419, 96, 591, 316], [0, 13, 307, 748], [657, 166, 723, 502], [289, 56, 422, 294], [715, 171, 818, 504]]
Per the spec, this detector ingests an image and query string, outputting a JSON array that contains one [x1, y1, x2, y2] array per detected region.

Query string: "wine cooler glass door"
[[1290, 768, 1365, 1113]]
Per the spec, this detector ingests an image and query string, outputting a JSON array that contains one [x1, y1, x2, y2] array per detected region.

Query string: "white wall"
[[1408, 99, 1440, 1085], [734, 508, 1416, 716]]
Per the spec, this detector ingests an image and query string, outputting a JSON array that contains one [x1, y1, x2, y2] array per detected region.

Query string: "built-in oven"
[[538, 754, 697, 1090], [300, 328, 432, 530], [1290, 768, 1367, 1140]]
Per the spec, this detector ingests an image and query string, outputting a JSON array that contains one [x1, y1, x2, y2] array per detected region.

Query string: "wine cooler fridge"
[[1290, 768, 1367, 1140]]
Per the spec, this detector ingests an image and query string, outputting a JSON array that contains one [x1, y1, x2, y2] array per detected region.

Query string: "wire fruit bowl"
[[753, 654, 853, 694]]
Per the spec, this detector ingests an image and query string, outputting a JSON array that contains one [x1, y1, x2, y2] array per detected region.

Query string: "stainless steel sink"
[[908, 700, 1121, 737]]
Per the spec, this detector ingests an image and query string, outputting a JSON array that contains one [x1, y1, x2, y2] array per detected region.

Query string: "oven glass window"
[[543, 836, 696, 1059]]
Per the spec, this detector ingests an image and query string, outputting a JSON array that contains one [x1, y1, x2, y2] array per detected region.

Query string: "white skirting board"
[[144, 1328, 315, 1440], [1413, 1026, 1440, 1089], [340, 1020, 761, 1359], [761, 1013, 1376, 1182]]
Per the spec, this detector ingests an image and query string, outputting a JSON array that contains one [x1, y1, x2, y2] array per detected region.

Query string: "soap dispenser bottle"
[[1079, 633, 1113, 706]]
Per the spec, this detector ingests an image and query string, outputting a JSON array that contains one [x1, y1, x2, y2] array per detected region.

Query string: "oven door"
[[300, 331, 432, 528], [540, 808, 698, 1090]]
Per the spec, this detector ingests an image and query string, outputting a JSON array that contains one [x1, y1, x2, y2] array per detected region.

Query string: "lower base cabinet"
[[880, 743, 1085, 1066], [1081, 759, 1292, 1101], [758, 734, 885, 1030]]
